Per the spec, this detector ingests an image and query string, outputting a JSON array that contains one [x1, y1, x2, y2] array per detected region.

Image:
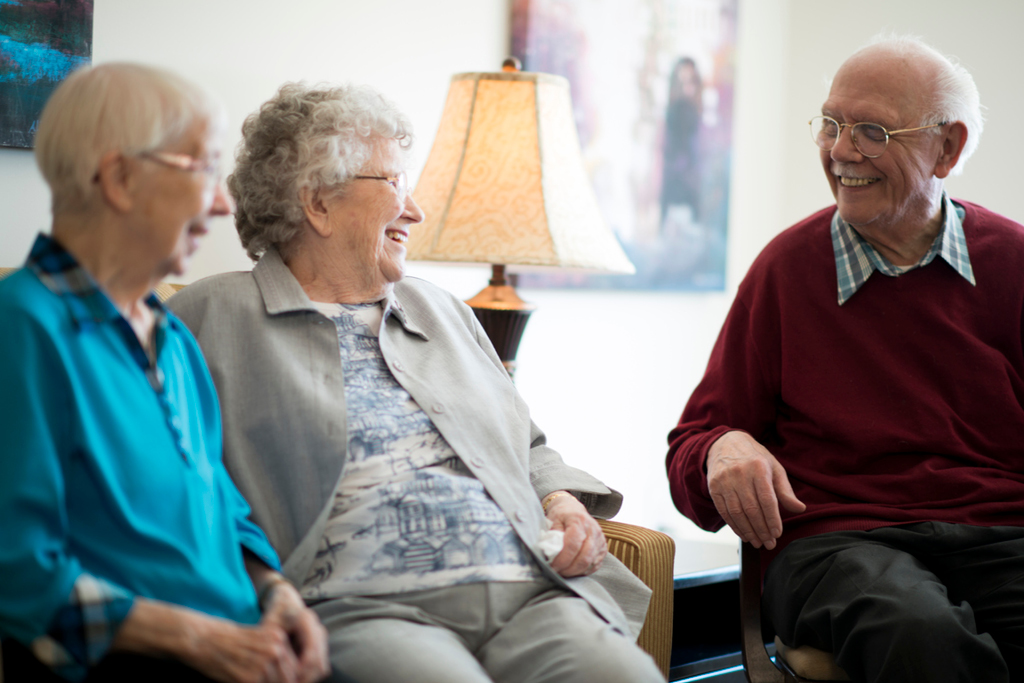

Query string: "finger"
[[264, 626, 299, 683], [750, 472, 783, 549], [279, 640, 301, 683], [295, 617, 330, 683], [550, 521, 587, 573], [736, 455, 779, 547], [303, 640, 331, 683], [582, 529, 608, 574], [591, 531, 608, 568], [578, 521, 607, 568], [714, 489, 762, 548], [563, 528, 599, 576], [711, 493, 743, 543], [773, 460, 807, 513]]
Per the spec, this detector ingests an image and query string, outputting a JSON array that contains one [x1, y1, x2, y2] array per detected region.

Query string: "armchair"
[[598, 520, 676, 678]]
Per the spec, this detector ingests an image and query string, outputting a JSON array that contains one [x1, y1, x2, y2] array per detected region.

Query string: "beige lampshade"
[[408, 71, 635, 274]]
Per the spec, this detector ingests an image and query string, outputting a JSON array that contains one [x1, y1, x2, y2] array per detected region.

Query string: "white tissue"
[[537, 525, 565, 561]]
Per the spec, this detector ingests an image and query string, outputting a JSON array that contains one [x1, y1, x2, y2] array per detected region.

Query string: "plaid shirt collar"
[[831, 193, 975, 306], [25, 232, 168, 328]]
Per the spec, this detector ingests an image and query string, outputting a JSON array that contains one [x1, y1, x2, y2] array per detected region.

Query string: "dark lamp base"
[[465, 265, 536, 380]]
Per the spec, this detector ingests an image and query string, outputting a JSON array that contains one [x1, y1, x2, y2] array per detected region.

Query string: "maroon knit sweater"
[[667, 201, 1024, 566]]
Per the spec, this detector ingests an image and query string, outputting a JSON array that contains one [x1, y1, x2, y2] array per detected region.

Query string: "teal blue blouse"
[[0, 235, 280, 679]]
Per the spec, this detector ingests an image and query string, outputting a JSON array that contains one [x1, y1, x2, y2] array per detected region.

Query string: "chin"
[[161, 253, 191, 280], [381, 259, 407, 284]]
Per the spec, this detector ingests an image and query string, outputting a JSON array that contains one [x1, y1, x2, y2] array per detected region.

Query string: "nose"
[[403, 192, 425, 225], [209, 180, 235, 216], [830, 124, 863, 162]]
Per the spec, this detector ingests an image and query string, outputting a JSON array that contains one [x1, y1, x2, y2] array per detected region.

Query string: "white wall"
[[782, 0, 1024, 230], [2, 0, 1020, 551]]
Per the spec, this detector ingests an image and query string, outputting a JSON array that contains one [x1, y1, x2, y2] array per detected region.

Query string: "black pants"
[[2, 638, 359, 683], [2, 638, 217, 682], [763, 522, 1024, 683]]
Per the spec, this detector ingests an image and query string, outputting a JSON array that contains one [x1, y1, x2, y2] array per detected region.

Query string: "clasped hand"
[[706, 431, 806, 550], [187, 581, 330, 683], [543, 492, 608, 577]]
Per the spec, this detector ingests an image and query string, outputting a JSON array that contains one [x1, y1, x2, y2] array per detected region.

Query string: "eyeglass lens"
[[809, 116, 888, 158]]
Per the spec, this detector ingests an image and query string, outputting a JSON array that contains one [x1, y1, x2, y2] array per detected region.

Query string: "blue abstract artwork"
[[0, 0, 93, 148]]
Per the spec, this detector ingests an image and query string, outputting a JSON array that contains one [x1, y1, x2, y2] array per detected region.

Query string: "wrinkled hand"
[[706, 431, 806, 550], [544, 492, 608, 577], [183, 616, 302, 683], [109, 597, 313, 683], [260, 581, 330, 683]]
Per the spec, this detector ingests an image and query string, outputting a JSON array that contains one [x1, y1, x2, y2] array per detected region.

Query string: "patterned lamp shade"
[[408, 69, 634, 274]]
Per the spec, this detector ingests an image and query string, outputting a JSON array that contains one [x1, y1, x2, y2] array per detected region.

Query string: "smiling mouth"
[[838, 176, 879, 187], [385, 229, 407, 243]]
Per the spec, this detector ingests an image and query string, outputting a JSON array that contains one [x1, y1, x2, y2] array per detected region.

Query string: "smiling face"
[[820, 47, 950, 242], [135, 117, 232, 279], [316, 136, 424, 300]]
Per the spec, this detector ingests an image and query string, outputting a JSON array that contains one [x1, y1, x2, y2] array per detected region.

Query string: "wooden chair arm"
[[741, 541, 786, 682]]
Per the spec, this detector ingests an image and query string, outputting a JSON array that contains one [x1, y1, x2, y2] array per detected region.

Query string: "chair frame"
[[741, 541, 817, 683], [741, 541, 853, 683], [740, 541, 786, 683]]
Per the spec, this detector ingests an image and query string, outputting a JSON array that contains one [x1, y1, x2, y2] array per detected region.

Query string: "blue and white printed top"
[[302, 301, 542, 599]]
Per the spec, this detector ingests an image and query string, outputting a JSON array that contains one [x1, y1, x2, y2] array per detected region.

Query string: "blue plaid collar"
[[831, 194, 975, 306], [26, 233, 171, 391], [25, 233, 167, 328]]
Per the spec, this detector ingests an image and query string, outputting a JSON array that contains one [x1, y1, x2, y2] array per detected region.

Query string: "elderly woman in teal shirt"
[[0, 64, 330, 682]]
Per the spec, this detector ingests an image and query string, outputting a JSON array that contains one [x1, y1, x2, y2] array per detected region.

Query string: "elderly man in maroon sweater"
[[667, 35, 1024, 683]]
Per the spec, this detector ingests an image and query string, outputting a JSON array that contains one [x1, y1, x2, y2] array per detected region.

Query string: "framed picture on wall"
[[0, 0, 93, 149], [511, 0, 738, 291]]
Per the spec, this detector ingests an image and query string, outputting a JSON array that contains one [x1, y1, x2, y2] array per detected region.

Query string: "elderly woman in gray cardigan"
[[168, 82, 661, 683]]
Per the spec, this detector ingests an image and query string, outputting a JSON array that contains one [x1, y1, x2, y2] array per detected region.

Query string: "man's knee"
[[814, 564, 1006, 681]]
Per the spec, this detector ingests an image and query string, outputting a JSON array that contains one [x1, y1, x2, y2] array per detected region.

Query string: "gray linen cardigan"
[[168, 248, 651, 637]]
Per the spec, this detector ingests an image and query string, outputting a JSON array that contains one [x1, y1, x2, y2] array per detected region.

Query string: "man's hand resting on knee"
[[706, 431, 806, 550]]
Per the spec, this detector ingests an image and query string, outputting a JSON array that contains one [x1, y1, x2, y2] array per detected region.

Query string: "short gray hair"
[[230, 83, 413, 261], [35, 62, 224, 215], [861, 34, 984, 176]]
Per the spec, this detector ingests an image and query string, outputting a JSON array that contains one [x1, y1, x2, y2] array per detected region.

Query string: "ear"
[[94, 150, 134, 212], [933, 121, 968, 179], [300, 187, 333, 238]]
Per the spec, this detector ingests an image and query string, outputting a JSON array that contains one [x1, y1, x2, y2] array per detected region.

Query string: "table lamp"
[[408, 59, 634, 378]]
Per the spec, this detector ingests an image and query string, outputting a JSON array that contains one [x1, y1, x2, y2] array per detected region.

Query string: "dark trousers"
[[2, 638, 358, 683], [763, 522, 1024, 683], [2, 638, 217, 682]]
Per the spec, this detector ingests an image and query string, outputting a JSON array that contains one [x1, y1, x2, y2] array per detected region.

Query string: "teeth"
[[385, 230, 407, 243], [840, 176, 878, 187]]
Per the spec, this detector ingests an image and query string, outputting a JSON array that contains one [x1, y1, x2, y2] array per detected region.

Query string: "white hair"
[[35, 62, 225, 215], [859, 34, 984, 176], [229, 82, 413, 261]]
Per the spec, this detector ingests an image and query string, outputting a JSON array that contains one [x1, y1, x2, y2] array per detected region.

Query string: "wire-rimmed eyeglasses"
[[809, 115, 946, 159], [353, 172, 408, 199], [139, 151, 221, 183]]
